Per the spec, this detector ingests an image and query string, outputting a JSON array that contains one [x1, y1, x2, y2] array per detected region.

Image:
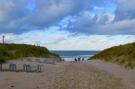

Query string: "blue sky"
[[0, 0, 135, 50]]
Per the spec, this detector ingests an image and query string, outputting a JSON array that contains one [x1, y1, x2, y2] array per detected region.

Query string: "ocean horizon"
[[51, 50, 100, 61]]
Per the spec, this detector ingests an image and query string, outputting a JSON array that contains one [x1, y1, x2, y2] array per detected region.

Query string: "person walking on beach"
[[74, 58, 77, 62], [82, 58, 85, 61], [78, 57, 81, 62]]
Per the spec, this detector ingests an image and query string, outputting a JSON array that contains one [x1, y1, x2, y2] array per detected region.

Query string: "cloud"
[[115, 0, 135, 20], [1, 0, 135, 51], [117, 0, 135, 12], [65, 11, 116, 34], [1, 28, 135, 50], [0, 0, 27, 22], [0, 0, 30, 33], [0, 26, 68, 44], [27, 0, 79, 27], [0, 0, 120, 34], [100, 19, 135, 34]]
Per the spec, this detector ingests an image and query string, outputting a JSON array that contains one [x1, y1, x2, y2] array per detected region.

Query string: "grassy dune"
[[0, 44, 60, 63], [90, 42, 135, 69]]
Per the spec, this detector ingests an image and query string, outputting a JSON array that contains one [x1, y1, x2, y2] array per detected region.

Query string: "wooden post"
[[37, 65, 42, 72], [0, 64, 2, 71], [2, 35, 5, 44]]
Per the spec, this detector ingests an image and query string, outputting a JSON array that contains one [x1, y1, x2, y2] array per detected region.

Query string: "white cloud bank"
[[0, 28, 135, 50]]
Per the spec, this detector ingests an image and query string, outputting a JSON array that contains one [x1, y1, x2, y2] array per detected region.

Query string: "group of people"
[[74, 57, 85, 62]]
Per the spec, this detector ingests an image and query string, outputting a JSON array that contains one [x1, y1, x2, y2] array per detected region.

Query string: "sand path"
[[0, 60, 134, 89], [88, 60, 135, 89]]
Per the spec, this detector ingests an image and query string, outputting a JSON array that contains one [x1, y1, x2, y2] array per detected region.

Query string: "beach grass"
[[90, 42, 135, 69], [0, 43, 60, 63]]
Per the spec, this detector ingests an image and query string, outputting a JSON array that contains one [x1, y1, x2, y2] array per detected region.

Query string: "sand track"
[[0, 60, 134, 89], [50, 62, 129, 89]]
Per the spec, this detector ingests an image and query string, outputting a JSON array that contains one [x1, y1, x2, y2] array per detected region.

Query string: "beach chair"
[[23, 64, 31, 72], [37, 65, 42, 72], [9, 64, 17, 72]]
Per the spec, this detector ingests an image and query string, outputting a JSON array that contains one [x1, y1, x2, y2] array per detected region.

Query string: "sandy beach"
[[0, 58, 135, 89]]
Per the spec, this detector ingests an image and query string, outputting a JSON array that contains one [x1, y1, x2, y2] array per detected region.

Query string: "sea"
[[51, 50, 100, 61]]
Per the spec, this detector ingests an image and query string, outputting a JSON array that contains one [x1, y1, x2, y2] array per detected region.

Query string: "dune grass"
[[0, 44, 60, 64], [90, 42, 135, 69]]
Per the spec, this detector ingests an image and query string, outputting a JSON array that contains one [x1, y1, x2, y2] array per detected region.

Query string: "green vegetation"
[[90, 42, 135, 69], [0, 44, 60, 64]]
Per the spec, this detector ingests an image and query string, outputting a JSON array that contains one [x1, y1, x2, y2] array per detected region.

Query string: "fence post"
[[0, 64, 2, 71], [37, 65, 42, 72], [27, 65, 31, 72], [23, 64, 27, 72]]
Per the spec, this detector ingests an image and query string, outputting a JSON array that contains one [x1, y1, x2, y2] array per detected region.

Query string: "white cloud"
[[115, 0, 135, 20], [52, 35, 135, 50], [117, 0, 135, 12], [0, 28, 135, 50], [27, 0, 78, 26], [100, 19, 135, 34]]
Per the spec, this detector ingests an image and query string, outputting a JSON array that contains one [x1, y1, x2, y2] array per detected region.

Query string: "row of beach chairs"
[[0, 64, 42, 73]]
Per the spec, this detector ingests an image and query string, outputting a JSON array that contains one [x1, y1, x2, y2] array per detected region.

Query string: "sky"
[[0, 0, 135, 50]]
